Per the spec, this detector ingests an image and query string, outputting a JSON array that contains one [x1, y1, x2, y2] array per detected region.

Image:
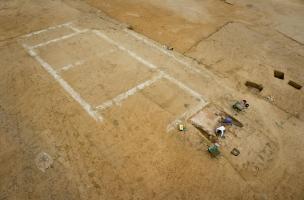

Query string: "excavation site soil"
[[0, 0, 303, 199]]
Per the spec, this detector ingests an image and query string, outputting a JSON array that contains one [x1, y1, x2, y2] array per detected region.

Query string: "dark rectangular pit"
[[245, 81, 263, 92], [274, 70, 284, 80], [288, 80, 302, 90]]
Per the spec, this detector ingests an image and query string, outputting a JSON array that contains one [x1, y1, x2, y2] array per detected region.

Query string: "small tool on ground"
[[178, 124, 187, 132], [231, 148, 240, 156]]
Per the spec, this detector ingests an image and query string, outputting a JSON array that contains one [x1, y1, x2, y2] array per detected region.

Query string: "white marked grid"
[[22, 22, 102, 122], [21, 22, 208, 124], [124, 29, 203, 74]]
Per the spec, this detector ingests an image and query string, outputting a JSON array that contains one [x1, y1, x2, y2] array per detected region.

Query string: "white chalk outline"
[[59, 61, 85, 72], [23, 45, 103, 122], [93, 29, 208, 127], [29, 29, 88, 49], [22, 22, 103, 121], [57, 49, 116, 73], [123, 29, 215, 131], [124, 29, 204, 74], [96, 72, 164, 111], [166, 100, 209, 132], [162, 74, 203, 100], [22, 22, 208, 124], [93, 30, 157, 70], [124, 28, 237, 95], [65, 23, 82, 33], [22, 22, 73, 38], [93, 30, 205, 100]]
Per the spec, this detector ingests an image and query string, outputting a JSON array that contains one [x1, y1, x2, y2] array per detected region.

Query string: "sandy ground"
[[0, 0, 304, 199]]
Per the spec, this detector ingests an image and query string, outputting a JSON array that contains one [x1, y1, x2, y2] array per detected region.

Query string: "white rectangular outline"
[[96, 72, 164, 111], [24, 46, 103, 122], [93, 29, 208, 129], [93, 30, 205, 101], [22, 22, 208, 125], [22, 23, 103, 122]]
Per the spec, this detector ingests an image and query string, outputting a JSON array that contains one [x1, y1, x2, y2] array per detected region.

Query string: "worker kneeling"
[[215, 126, 226, 138]]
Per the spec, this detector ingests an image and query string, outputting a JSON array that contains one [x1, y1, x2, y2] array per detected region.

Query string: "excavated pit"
[[274, 70, 285, 80], [288, 80, 302, 90]]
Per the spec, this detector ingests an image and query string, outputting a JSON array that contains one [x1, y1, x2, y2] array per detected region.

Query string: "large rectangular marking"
[[21, 22, 208, 124], [60, 51, 157, 106], [23, 46, 103, 122]]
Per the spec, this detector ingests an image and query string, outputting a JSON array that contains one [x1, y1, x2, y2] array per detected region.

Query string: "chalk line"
[[125, 28, 238, 96], [93, 30, 157, 70], [22, 22, 73, 38], [22, 25, 208, 123], [163, 74, 204, 101], [166, 101, 209, 132], [57, 49, 116, 73], [100, 29, 208, 131], [124, 29, 203, 74], [93, 29, 208, 124], [65, 23, 83, 33], [29, 29, 88, 49], [23, 45, 103, 122], [59, 60, 85, 72], [96, 72, 164, 111], [93, 30, 206, 101]]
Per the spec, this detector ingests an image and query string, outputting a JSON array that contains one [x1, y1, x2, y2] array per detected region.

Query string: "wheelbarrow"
[[208, 143, 220, 157], [232, 100, 249, 112]]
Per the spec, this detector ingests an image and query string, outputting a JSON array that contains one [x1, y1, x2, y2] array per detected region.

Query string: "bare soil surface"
[[0, 0, 303, 200]]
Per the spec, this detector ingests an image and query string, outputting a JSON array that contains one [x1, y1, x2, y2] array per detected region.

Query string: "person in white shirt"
[[216, 126, 226, 138]]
